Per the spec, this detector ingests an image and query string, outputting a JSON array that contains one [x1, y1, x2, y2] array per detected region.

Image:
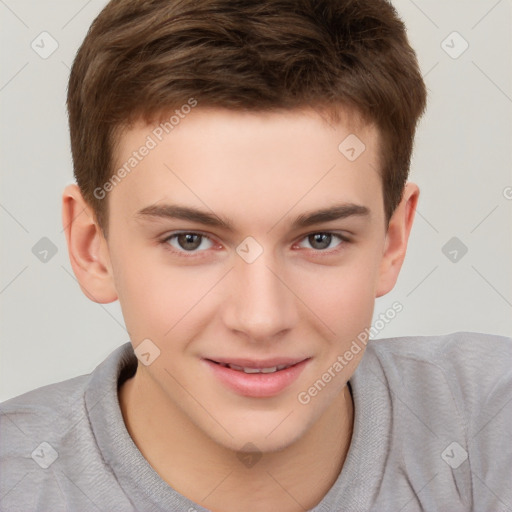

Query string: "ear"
[[375, 182, 420, 298], [61, 184, 118, 304]]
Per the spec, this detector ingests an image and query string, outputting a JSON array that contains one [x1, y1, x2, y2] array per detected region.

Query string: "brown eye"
[[164, 232, 214, 253], [296, 232, 349, 252], [308, 233, 332, 250], [177, 233, 202, 251]]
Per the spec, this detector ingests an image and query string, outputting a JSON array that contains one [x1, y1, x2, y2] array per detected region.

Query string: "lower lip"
[[203, 359, 310, 398]]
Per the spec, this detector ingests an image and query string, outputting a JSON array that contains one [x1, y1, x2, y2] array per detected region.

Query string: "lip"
[[203, 357, 310, 398], [207, 356, 306, 368]]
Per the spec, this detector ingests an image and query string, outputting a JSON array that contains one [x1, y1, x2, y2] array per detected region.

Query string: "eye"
[[162, 232, 215, 253], [296, 232, 349, 252]]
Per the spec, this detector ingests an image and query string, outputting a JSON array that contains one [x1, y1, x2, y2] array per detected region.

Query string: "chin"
[[208, 414, 309, 455]]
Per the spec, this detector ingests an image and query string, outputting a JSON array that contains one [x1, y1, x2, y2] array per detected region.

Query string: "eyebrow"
[[135, 202, 370, 231]]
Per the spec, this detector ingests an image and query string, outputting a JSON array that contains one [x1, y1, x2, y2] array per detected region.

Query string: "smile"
[[216, 362, 294, 373], [204, 358, 311, 397]]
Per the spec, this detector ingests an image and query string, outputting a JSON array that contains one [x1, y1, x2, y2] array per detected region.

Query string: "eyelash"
[[160, 231, 351, 258]]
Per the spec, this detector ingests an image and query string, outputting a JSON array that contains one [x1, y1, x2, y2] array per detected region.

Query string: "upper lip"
[[205, 357, 310, 368]]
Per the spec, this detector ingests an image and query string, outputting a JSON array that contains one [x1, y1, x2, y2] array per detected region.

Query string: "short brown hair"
[[67, 0, 427, 235]]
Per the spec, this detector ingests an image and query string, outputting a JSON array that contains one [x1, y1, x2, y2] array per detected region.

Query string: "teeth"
[[224, 363, 292, 373], [243, 367, 263, 374]]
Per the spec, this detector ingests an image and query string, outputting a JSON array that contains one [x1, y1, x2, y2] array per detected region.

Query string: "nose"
[[222, 251, 299, 342]]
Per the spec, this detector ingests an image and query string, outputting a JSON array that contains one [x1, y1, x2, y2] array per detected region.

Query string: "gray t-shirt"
[[1, 331, 511, 511]]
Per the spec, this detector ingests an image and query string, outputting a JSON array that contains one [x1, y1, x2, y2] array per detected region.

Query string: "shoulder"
[[361, 331, 512, 509], [0, 343, 136, 511], [0, 342, 133, 426], [0, 372, 92, 450], [0, 372, 93, 510], [1, 372, 91, 415], [363, 331, 512, 426], [367, 329, 512, 360], [365, 330, 512, 394]]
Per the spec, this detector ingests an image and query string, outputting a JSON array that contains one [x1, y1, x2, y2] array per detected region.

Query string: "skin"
[[62, 107, 419, 512]]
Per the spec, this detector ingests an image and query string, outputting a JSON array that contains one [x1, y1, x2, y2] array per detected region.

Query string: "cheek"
[[112, 245, 221, 341], [110, 244, 174, 339], [291, 254, 379, 333]]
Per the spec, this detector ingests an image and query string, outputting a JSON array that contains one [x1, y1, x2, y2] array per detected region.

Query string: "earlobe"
[[375, 182, 420, 298], [61, 184, 118, 304]]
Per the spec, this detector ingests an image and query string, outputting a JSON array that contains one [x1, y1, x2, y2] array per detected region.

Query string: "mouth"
[[208, 360, 299, 374], [203, 357, 311, 397]]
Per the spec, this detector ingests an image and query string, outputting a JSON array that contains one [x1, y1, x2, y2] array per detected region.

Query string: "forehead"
[[109, 107, 383, 229]]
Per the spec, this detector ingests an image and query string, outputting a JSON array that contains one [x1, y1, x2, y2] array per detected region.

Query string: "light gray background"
[[1, 0, 511, 402]]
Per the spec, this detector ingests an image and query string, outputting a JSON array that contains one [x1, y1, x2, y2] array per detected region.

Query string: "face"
[[104, 107, 390, 453]]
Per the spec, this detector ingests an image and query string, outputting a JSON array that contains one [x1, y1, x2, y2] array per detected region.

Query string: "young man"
[[1, 0, 511, 511]]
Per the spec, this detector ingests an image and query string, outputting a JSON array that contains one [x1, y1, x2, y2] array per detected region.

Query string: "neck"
[[119, 367, 354, 512]]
